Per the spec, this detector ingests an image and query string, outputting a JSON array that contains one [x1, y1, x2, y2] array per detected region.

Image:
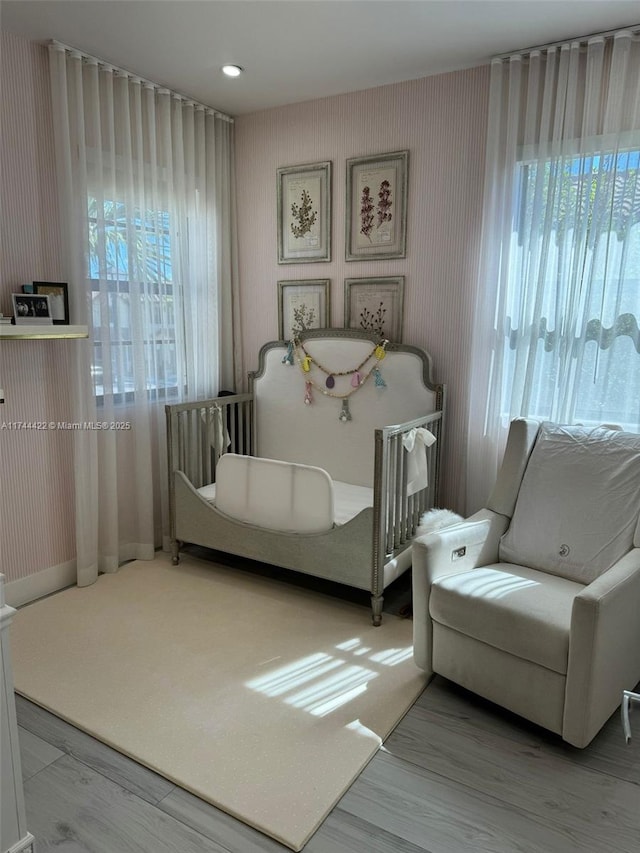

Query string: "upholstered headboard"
[[249, 329, 443, 487]]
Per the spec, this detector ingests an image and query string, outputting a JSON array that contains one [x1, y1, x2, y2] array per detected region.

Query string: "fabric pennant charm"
[[373, 367, 386, 388], [339, 399, 352, 422], [282, 340, 294, 366], [375, 344, 387, 360]]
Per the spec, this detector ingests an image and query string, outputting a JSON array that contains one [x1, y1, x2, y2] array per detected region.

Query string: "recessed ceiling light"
[[222, 65, 243, 78]]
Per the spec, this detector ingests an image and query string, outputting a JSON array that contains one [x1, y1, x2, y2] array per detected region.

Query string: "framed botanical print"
[[277, 161, 332, 263], [344, 276, 405, 342], [345, 150, 408, 260], [278, 279, 330, 339]]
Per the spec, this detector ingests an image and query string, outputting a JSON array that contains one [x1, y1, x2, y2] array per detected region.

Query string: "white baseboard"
[[5, 561, 76, 608]]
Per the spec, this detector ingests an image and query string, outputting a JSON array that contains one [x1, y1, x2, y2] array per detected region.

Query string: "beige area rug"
[[11, 553, 427, 851]]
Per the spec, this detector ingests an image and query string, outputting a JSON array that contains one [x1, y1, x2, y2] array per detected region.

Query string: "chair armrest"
[[564, 549, 640, 748], [411, 508, 509, 672]]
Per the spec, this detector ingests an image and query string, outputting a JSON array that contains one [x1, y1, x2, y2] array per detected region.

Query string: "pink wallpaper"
[[235, 67, 490, 511], [0, 31, 76, 583]]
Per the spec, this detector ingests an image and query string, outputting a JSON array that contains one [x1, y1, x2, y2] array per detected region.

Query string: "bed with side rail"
[[165, 328, 445, 624]]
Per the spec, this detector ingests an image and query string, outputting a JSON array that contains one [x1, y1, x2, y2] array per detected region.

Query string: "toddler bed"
[[165, 329, 445, 624]]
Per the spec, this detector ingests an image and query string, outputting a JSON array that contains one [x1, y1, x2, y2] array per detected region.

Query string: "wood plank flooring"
[[15, 675, 640, 853]]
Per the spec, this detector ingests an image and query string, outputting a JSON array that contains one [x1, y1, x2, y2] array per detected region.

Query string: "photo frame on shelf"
[[278, 279, 330, 340], [277, 161, 331, 263], [344, 276, 405, 342], [12, 293, 53, 325], [31, 281, 70, 324], [345, 150, 408, 260]]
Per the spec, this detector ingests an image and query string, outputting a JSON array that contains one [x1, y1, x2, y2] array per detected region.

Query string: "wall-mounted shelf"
[[0, 325, 88, 340]]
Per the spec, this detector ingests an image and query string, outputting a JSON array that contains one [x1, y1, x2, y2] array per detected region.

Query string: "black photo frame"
[[31, 282, 70, 325]]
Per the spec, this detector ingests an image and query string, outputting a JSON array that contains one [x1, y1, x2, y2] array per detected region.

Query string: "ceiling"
[[2, 1, 639, 116]]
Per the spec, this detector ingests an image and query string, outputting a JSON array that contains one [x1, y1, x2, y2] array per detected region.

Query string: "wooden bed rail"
[[166, 394, 255, 539], [166, 393, 254, 486], [371, 410, 444, 600]]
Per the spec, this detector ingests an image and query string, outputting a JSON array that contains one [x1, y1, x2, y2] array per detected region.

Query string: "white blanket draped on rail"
[[402, 427, 436, 495]]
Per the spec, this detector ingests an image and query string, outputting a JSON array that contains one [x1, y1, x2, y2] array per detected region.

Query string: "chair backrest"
[[487, 418, 541, 517], [499, 422, 640, 584]]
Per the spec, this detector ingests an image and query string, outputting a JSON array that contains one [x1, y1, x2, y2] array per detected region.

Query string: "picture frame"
[[278, 279, 330, 340], [12, 292, 53, 325], [345, 150, 408, 260], [344, 276, 405, 342], [32, 281, 70, 324], [277, 161, 331, 264]]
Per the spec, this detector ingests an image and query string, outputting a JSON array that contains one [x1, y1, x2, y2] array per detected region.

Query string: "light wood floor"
[[16, 672, 640, 853]]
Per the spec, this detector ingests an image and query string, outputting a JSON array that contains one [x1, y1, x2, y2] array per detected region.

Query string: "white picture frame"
[[12, 293, 53, 325]]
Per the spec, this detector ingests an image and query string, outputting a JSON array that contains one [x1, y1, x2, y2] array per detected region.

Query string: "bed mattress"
[[197, 479, 373, 528]]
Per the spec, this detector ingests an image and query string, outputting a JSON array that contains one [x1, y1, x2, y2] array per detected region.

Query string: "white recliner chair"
[[412, 418, 640, 748]]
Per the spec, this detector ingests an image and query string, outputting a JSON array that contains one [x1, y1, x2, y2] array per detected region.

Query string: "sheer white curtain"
[[49, 44, 240, 585], [467, 29, 640, 512]]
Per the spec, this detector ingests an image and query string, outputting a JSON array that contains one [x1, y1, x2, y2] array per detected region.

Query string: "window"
[[502, 147, 640, 430], [87, 198, 180, 400]]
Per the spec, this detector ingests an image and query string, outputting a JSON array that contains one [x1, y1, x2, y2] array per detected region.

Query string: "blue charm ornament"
[[373, 367, 386, 388], [282, 340, 295, 366]]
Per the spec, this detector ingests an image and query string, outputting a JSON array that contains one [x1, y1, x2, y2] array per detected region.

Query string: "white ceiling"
[[2, 1, 639, 116]]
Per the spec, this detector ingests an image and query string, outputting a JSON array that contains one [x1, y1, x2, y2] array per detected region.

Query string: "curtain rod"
[[493, 22, 640, 61], [49, 40, 234, 123]]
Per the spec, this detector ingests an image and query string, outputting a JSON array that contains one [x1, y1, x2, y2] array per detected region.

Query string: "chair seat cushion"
[[499, 423, 640, 584], [430, 563, 584, 674]]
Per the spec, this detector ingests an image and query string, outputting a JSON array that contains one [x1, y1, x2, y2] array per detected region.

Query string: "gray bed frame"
[[166, 329, 445, 624]]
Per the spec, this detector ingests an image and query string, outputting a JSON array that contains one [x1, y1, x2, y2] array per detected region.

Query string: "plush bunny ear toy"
[[416, 507, 465, 537]]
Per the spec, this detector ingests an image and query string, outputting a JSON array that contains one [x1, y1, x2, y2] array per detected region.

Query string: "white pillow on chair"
[[499, 422, 640, 584]]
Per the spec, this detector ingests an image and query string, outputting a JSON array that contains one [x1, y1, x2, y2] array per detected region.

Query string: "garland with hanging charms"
[[282, 337, 388, 421]]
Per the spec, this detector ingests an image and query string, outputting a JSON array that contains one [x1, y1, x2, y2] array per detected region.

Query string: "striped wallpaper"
[[1, 27, 491, 585], [0, 32, 76, 583], [235, 66, 491, 511]]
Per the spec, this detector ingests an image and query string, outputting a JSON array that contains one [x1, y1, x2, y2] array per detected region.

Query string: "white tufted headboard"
[[249, 330, 442, 488]]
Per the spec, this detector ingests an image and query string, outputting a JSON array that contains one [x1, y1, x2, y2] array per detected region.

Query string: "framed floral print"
[[278, 279, 330, 340], [277, 161, 332, 263], [345, 150, 408, 260], [344, 276, 404, 342]]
